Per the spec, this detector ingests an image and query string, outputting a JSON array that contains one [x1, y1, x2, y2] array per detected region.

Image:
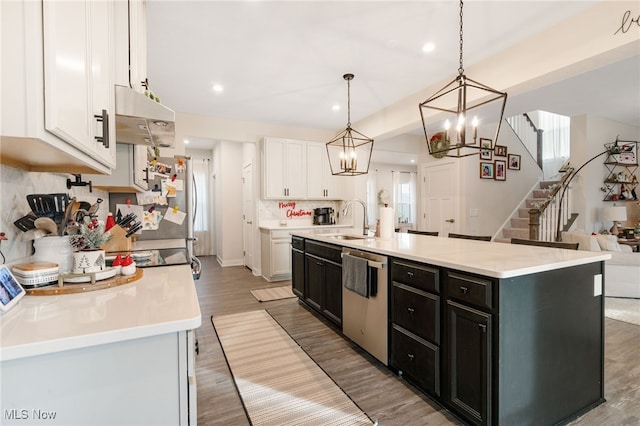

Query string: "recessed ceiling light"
[[332, 104, 340, 111], [184, 139, 190, 144], [212, 84, 224, 93], [422, 42, 435, 53], [410, 159, 416, 163]]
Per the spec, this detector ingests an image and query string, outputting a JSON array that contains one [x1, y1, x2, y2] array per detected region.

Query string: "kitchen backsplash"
[[258, 200, 346, 226], [0, 165, 108, 263]]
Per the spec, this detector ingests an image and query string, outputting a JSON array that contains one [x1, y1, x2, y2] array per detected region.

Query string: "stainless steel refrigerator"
[[109, 154, 201, 279]]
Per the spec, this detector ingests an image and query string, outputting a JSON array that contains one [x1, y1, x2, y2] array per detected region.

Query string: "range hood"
[[115, 85, 175, 147]]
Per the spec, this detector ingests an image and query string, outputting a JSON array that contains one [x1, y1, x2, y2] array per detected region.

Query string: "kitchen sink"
[[326, 234, 371, 240]]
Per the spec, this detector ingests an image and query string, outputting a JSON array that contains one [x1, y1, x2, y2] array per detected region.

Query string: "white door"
[[422, 161, 459, 236], [242, 163, 254, 270]]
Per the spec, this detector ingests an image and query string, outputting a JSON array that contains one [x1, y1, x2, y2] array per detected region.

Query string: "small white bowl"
[[121, 262, 136, 276]]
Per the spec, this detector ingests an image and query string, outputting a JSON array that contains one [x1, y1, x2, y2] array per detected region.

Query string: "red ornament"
[[121, 255, 134, 266], [112, 254, 123, 266]]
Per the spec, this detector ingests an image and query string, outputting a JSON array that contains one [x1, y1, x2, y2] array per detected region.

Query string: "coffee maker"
[[313, 207, 335, 225]]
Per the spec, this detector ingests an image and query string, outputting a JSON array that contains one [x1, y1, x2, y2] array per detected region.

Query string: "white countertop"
[[0, 265, 201, 361], [294, 230, 611, 279]]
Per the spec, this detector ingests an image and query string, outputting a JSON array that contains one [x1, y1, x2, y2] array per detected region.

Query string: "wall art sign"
[[615, 9, 640, 35]]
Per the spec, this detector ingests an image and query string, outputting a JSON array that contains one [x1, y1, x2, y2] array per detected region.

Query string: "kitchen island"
[[292, 230, 611, 426], [0, 264, 201, 425]]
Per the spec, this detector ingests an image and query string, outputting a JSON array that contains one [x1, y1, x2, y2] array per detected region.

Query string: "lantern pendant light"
[[326, 73, 374, 176], [419, 0, 507, 158]]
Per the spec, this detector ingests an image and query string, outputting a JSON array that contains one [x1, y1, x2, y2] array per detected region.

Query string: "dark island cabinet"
[[390, 259, 441, 397], [446, 299, 492, 425], [295, 236, 605, 426], [303, 240, 342, 327], [291, 236, 305, 298]]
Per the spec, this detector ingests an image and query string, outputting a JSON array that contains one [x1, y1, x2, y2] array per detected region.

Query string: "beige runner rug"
[[212, 310, 375, 426], [250, 285, 297, 302], [605, 297, 640, 326]]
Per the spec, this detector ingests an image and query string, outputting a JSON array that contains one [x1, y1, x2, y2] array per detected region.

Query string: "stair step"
[[533, 189, 553, 198], [518, 208, 530, 218], [511, 217, 529, 228], [525, 199, 547, 208], [502, 228, 530, 239], [540, 180, 561, 189]]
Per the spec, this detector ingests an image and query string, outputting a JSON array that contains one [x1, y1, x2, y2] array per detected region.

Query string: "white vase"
[[34, 236, 74, 274], [72, 249, 106, 274]]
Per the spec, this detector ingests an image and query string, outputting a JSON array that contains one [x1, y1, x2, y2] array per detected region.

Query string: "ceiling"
[[146, 1, 639, 152]]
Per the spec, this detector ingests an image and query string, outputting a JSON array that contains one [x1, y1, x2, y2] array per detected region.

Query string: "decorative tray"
[[26, 269, 143, 296]]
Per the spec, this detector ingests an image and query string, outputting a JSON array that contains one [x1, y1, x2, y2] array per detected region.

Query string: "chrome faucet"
[[342, 199, 368, 235]]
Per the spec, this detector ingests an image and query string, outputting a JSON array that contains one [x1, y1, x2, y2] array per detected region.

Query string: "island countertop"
[[0, 264, 202, 362], [293, 229, 611, 279]]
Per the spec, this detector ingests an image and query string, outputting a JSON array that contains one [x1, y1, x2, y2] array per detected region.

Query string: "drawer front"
[[392, 283, 440, 344], [447, 272, 493, 310], [271, 229, 292, 239], [391, 326, 440, 396], [392, 260, 439, 294], [291, 236, 304, 250], [305, 240, 342, 264]]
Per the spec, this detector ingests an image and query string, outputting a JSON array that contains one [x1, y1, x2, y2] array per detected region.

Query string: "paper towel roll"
[[379, 207, 395, 239]]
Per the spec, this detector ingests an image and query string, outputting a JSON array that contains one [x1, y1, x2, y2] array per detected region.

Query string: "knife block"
[[100, 225, 132, 252]]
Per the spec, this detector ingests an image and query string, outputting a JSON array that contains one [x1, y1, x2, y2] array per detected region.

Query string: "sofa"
[[562, 231, 640, 298]]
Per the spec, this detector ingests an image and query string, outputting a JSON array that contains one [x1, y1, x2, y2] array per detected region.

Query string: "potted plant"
[[69, 218, 112, 274]]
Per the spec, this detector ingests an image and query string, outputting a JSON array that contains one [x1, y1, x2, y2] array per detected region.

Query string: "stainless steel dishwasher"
[[341, 248, 389, 365]]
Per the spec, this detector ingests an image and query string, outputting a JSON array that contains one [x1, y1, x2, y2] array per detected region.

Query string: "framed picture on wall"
[[480, 162, 494, 179], [480, 138, 493, 160], [494, 145, 507, 157], [508, 154, 521, 170], [495, 160, 506, 181]]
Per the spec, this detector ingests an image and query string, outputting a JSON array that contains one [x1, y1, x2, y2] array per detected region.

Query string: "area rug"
[[212, 310, 375, 426], [604, 297, 640, 326], [250, 285, 297, 302]]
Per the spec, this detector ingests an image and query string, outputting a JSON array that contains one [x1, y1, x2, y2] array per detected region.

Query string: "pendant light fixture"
[[419, 0, 507, 158], [326, 73, 373, 176]]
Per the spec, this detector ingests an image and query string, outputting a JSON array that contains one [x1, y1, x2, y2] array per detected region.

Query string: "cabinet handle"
[[478, 324, 487, 332], [407, 271, 414, 278], [316, 261, 323, 266], [94, 109, 109, 148], [407, 307, 415, 314], [407, 353, 415, 361], [459, 286, 468, 294]]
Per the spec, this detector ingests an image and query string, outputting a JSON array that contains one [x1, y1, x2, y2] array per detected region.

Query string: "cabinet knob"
[[407, 271, 414, 278], [407, 353, 415, 361], [459, 286, 468, 294], [407, 307, 415, 314]]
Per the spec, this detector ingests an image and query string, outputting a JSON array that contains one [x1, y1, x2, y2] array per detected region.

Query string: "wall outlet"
[[469, 208, 479, 217], [594, 274, 603, 296]]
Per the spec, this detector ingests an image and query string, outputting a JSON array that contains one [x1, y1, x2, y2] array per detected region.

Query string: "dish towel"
[[342, 253, 369, 297]]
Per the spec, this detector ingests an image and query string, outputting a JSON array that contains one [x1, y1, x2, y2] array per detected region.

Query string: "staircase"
[[495, 180, 561, 243]]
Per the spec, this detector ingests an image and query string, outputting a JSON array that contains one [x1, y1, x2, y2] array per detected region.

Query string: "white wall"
[[571, 115, 640, 233], [461, 123, 543, 237]]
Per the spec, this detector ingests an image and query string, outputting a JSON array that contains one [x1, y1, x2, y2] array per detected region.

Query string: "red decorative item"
[[121, 254, 134, 266], [105, 213, 116, 231], [112, 254, 123, 266]]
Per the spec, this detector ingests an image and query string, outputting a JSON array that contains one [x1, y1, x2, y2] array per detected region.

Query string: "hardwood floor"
[[193, 256, 640, 425]]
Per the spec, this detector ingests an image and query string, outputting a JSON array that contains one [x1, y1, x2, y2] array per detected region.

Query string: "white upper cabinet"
[[87, 144, 150, 193], [0, 0, 116, 174], [263, 137, 307, 199], [114, 0, 147, 92], [306, 142, 344, 200]]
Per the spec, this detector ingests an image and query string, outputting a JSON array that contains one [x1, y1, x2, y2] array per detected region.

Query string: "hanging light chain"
[[346, 76, 352, 127], [458, 0, 464, 75]]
